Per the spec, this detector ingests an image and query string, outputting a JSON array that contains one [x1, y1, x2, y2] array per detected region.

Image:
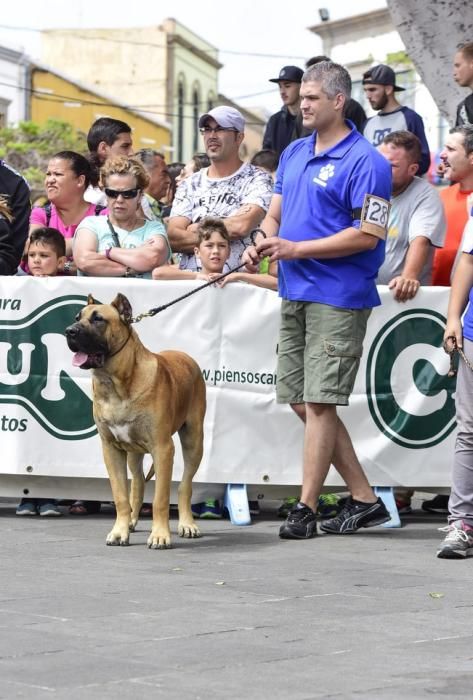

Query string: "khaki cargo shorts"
[[276, 300, 371, 406]]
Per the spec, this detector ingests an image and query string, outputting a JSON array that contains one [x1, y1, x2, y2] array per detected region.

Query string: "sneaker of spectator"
[[198, 499, 223, 520], [16, 500, 38, 516], [38, 502, 62, 517], [422, 494, 449, 514], [69, 500, 101, 515], [395, 496, 412, 515], [437, 521, 473, 558], [16, 498, 62, 517], [278, 494, 340, 519], [248, 500, 261, 516]]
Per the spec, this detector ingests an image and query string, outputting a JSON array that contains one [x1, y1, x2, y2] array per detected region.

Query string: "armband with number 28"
[[359, 194, 391, 239]]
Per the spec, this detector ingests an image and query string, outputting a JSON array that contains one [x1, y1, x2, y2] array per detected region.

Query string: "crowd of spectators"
[[2, 43, 473, 557]]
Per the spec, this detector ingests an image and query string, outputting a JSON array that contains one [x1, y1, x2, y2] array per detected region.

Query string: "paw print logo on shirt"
[[318, 164, 335, 182]]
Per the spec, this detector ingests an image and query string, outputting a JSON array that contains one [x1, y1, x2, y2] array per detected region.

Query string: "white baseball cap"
[[198, 106, 245, 132]]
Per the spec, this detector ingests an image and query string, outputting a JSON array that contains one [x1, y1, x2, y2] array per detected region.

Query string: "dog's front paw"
[[178, 521, 202, 538], [147, 528, 172, 549], [106, 528, 130, 546]]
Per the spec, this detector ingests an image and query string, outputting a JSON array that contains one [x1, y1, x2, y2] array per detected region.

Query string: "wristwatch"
[[105, 247, 113, 260]]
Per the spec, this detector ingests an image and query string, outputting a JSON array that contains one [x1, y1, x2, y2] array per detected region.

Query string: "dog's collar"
[[108, 329, 132, 360]]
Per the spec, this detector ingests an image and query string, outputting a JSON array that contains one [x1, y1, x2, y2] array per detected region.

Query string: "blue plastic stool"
[[374, 486, 401, 528], [224, 484, 251, 526]]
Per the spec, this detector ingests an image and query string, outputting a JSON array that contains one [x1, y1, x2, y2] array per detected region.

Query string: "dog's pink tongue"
[[72, 352, 88, 367]]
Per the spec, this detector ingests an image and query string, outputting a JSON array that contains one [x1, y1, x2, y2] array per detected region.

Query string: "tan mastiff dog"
[[65, 293, 206, 549]]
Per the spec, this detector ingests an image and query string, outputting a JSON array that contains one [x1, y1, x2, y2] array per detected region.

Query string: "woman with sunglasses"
[[73, 156, 171, 277]]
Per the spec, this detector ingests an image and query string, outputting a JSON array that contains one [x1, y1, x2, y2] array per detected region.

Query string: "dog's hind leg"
[[148, 438, 175, 549], [128, 452, 145, 531], [102, 443, 131, 546], [177, 413, 204, 539]]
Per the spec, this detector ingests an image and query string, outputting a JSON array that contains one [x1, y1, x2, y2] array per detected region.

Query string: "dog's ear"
[[87, 294, 96, 305], [111, 293, 133, 325]]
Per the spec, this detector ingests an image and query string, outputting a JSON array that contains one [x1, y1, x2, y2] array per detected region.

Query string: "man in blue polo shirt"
[[244, 60, 392, 540]]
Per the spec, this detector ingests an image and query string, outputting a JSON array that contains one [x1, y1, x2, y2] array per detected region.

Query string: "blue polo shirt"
[[459, 213, 473, 342], [274, 122, 392, 309]]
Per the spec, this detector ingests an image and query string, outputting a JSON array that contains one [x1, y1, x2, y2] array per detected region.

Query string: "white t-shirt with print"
[[170, 162, 273, 272]]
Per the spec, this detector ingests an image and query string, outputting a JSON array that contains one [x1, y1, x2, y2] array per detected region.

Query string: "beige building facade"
[[41, 19, 221, 163]]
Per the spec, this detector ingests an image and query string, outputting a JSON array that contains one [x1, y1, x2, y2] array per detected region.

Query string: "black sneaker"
[[320, 496, 390, 534], [422, 494, 449, 515], [279, 503, 317, 539]]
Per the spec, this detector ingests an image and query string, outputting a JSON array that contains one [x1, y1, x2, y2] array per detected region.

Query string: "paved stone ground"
[[0, 497, 471, 700]]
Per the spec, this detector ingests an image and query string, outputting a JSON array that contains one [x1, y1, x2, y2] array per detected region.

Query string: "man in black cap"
[[362, 64, 431, 175], [262, 65, 304, 159]]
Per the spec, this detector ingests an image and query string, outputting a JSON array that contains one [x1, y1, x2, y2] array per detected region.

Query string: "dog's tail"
[[145, 463, 155, 482]]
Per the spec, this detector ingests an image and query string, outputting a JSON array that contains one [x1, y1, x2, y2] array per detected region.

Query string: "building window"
[[193, 87, 200, 153], [207, 92, 215, 111], [177, 81, 184, 162]]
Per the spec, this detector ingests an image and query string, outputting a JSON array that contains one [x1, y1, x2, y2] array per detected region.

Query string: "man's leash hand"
[[388, 276, 420, 302], [241, 245, 260, 273], [255, 237, 296, 262], [444, 320, 463, 352]]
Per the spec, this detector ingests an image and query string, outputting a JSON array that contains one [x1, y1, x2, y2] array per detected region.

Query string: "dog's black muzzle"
[[65, 323, 109, 369]]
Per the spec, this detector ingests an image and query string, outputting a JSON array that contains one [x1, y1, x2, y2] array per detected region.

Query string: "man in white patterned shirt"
[[168, 106, 273, 272]]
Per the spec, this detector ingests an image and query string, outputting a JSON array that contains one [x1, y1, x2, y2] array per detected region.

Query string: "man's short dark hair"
[[250, 149, 279, 173], [457, 42, 473, 61], [305, 55, 331, 68], [382, 130, 422, 164], [87, 117, 132, 153], [191, 153, 211, 172], [450, 125, 473, 155], [196, 217, 230, 244], [29, 227, 66, 257], [134, 148, 165, 170]]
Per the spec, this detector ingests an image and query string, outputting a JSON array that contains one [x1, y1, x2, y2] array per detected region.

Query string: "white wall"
[[0, 47, 28, 125]]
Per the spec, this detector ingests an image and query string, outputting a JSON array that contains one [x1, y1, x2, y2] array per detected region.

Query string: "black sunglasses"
[[104, 187, 140, 199]]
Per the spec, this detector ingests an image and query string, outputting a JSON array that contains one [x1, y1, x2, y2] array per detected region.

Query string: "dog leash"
[[131, 228, 266, 324], [443, 335, 473, 377]]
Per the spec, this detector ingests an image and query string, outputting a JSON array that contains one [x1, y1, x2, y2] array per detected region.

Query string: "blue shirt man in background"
[[244, 60, 392, 540]]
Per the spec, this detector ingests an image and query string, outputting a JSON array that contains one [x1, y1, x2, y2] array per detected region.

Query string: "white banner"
[[0, 276, 456, 490]]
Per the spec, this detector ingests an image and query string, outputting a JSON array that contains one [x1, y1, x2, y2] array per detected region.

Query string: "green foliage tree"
[[0, 119, 87, 197]]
